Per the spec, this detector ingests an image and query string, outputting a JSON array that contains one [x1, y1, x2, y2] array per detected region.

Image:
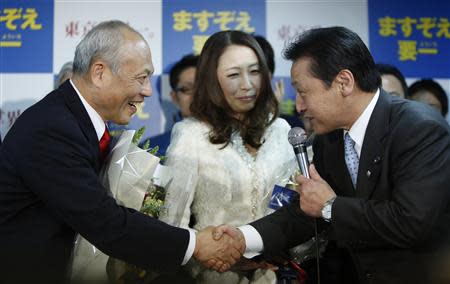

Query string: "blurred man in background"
[[409, 78, 448, 118], [376, 63, 408, 98], [141, 54, 198, 156]]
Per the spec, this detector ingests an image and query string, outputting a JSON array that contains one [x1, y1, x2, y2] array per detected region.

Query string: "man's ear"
[[335, 69, 355, 97], [90, 61, 107, 87], [170, 90, 180, 107]]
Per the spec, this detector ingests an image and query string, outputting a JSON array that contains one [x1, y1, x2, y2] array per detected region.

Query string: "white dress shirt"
[[345, 89, 380, 157], [70, 80, 105, 141]]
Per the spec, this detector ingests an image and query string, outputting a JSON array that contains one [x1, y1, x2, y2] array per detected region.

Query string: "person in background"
[[0, 20, 241, 284], [140, 54, 198, 157], [160, 30, 297, 283], [215, 26, 450, 284], [56, 61, 74, 88], [408, 78, 448, 117], [376, 63, 408, 98], [253, 35, 304, 129]]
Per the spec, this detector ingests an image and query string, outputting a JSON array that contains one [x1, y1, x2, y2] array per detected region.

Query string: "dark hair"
[[169, 54, 199, 90], [408, 79, 448, 116], [376, 63, 408, 96], [253, 35, 275, 75], [190, 30, 278, 149], [284, 26, 381, 92]]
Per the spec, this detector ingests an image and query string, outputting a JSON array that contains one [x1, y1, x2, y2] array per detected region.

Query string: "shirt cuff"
[[182, 228, 197, 265], [238, 225, 264, 259]]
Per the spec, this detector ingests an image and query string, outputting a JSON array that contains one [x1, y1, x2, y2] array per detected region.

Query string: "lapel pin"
[[373, 156, 381, 164], [366, 170, 372, 178]]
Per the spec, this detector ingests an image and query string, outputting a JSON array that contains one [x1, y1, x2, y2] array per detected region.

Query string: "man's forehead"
[[290, 61, 308, 86], [293, 57, 312, 70], [291, 57, 319, 84]]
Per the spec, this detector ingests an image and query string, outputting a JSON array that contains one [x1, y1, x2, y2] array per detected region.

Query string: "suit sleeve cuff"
[[238, 225, 264, 258], [182, 228, 197, 265]]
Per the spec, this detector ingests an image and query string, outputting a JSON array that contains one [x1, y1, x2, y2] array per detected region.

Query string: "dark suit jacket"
[[251, 90, 450, 284], [0, 81, 189, 283]]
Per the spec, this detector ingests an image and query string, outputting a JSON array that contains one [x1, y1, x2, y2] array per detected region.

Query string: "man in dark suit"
[[0, 20, 240, 284], [215, 26, 450, 284]]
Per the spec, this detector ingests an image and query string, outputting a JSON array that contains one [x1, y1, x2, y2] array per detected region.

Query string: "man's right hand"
[[194, 226, 245, 272]]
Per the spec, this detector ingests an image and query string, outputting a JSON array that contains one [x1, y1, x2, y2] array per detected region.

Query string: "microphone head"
[[288, 127, 307, 146]]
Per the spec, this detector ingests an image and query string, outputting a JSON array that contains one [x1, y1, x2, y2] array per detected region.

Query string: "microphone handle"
[[294, 144, 310, 179], [293, 143, 320, 284]]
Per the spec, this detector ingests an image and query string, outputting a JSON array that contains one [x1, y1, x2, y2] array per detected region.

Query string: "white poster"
[[266, 0, 369, 77], [53, 1, 163, 75]]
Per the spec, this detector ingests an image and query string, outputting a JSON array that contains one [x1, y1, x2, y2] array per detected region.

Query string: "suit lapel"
[[59, 81, 101, 169], [355, 90, 390, 198]]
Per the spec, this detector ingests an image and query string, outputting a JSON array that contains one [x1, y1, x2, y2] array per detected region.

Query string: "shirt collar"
[[345, 89, 380, 157], [70, 79, 105, 141]]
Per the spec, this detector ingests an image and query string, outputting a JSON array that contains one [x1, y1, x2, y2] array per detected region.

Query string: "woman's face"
[[217, 44, 261, 120]]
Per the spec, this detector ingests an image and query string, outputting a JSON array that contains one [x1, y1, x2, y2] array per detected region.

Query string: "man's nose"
[[296, 93, 306, 113], [141, 81, 152, 97]]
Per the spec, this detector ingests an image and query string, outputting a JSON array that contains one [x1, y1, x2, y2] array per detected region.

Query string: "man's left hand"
[[296, 164, 336, 217]]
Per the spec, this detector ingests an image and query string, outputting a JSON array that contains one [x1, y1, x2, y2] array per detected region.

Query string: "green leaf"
[[142, 139, 151, 150], [109, 129, 124, 137], [149, 145, 159, 155], [132, 126, 146, 145]]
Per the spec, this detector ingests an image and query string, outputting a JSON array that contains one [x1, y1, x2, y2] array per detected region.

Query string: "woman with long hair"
[[160, 30, 297, 283]]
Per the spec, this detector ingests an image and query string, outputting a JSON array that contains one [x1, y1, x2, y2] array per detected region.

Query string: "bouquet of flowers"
[[70, 128, 171, 284]]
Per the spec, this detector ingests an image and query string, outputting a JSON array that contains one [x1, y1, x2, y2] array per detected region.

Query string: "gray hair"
[[73, 20, 143, 75]]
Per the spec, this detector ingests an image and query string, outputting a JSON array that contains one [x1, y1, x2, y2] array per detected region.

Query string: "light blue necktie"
[[344, 133, 359, 187]]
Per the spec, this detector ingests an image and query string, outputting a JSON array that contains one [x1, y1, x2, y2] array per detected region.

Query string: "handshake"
[[193, 225, 246, 272]]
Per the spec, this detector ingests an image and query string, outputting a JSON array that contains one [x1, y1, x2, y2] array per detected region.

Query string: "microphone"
[[288, 127, 310, 178], [288, 127, 321, 284]]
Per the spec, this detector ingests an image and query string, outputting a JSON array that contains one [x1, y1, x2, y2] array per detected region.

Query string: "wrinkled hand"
[[194, 226, 244, 272], [296, 164, 336, 217]]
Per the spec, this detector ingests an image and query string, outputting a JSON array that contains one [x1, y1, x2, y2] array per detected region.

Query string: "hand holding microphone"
[[296, 164, 336, 218], [288, 127, 336, 218]]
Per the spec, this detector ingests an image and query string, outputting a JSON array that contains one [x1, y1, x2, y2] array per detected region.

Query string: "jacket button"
[[366, 273, 373, 279]]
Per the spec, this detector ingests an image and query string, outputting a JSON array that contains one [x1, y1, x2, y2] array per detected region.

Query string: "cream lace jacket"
[[160, 117, 297, 230]]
